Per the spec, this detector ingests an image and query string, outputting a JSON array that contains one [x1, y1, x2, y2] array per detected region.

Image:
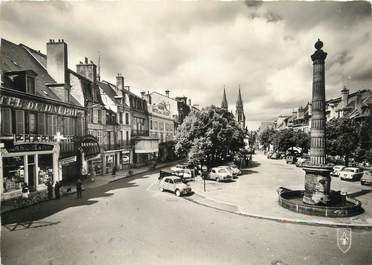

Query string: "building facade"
[[0, 38, 88, 201]]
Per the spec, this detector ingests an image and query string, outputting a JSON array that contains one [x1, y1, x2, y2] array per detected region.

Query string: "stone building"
[[144, 90, 178, 162], [0, 38, 89, 202]]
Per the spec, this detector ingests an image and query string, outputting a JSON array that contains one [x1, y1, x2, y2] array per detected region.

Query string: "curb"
[[185, 192, 372, 229]]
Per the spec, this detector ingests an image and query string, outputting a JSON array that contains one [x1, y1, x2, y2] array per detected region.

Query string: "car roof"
[[164, 176, 182, 180]]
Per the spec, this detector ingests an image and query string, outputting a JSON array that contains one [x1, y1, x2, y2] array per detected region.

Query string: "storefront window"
[[38, 154, 53, 185], [3, 156, 25, 192]]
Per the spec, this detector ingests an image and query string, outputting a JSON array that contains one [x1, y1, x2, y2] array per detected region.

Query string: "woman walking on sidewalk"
[[54, 181, 61, 199]]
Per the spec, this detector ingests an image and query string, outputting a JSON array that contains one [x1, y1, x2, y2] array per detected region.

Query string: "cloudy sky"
[[1, 1, 371, 129]]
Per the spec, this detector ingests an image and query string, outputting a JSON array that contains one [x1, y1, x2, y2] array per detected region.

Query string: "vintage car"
[[227, 164, 241, 176], [217, 166, 238, 178], [207, 167, 233, 182], [339, 167, 364, 181], [330, 165, 346, 177], [170, 163, 189, 172], [296, 155, 310, 167], [159, 176, 192, 196], [286, 155, 298, 164], [361, 169, 372, 185]]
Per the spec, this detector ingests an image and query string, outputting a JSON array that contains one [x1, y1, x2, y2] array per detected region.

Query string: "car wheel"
[[175, 189, 181, 197], [160, 187, 164, 192], [361, 181, 365, 185]]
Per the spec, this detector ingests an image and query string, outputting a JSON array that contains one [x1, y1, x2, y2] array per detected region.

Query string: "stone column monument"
[[302, 39, 333, 205]]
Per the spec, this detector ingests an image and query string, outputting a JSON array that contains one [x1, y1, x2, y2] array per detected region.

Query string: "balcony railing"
[[131, 130, 149, 137]]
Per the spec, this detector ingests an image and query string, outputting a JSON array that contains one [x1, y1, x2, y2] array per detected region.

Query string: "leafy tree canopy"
[[175, 106, 245, 166]]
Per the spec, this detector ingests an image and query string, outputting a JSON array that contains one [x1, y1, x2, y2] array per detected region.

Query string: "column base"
[[302, 164, 332, 205]]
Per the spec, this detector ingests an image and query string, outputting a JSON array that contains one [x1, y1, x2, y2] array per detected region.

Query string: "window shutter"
[[47, 115, 53, 135], [93, 109, 98, 123], [63, 117, 69, 135], [15, 110, 25, 134], [52, 115, 57, 135], [37, 113, 46, 135], [1, 108, 12, 135]]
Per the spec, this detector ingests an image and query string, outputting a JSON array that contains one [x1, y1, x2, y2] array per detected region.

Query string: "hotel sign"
[[0, 95, 78, 116]]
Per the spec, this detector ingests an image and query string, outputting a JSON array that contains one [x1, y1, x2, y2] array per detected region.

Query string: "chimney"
[[116, 73, 124, 92], [188, 99, 191, 106], [165, 90, 170, 98], [47, 39, 68, 84], [76, 57, 97, 83], [341, 86, 349, 108], [76, 57, 97, 102]]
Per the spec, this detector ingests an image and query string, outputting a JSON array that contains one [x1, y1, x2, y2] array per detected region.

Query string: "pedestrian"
[[76, 178, 82, 199], [47, 180, 53, 200], [22, 182, 29, 198], [54, 181, 61, 199]]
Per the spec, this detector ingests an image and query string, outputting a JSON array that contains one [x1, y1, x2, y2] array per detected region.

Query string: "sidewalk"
[[1, 159, 183, 214], [186, 153, 372, 228]]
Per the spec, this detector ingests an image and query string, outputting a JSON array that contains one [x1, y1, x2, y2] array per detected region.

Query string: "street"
[[2, 155, 372, 265]]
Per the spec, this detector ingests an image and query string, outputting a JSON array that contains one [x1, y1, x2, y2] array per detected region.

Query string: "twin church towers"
[[221, 86, 246, 130]]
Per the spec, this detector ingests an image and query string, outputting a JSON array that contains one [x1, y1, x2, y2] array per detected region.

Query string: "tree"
[[175, 106, 245, 166], [247, 130, 257, 147], [326, 118, 359, 166], [258, 128, 276, 151], [293, 130, 311, 154]]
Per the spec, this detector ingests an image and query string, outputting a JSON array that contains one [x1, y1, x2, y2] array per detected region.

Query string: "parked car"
[[270, 152, 281, 159], [340, 167, 364, 181], [228, 164, 241, 176], [207, 167, 233, 182], [361, 169, 372, 185], [296, 155, 310, 167], [330, 165, 346, 177], [286, 155, 297, 164], [218, 166, 238, 178], [170, 163, 189, 172], [159, 176, 192, 196]]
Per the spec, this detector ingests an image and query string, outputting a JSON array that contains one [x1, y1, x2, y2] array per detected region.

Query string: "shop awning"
[[133, 136, 159, 154], [76, 135, 101, 159]]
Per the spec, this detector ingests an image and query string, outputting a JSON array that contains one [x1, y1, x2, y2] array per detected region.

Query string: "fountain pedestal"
[[303, 164, 332, 205]]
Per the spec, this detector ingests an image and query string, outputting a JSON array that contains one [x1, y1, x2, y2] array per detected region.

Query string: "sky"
[[0, 1, 371, 130]]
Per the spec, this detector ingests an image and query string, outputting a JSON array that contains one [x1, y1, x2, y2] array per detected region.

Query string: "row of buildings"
[[258, 86, 372, 134], [0, 38, 199, 201]]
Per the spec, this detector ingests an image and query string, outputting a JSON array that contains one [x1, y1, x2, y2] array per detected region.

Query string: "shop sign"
[[0, 95, 78, 116], [7, 144, 53, 153], [135, 139, 159, 154], [60, 156, 77, 166], [14, 133, 71, 144]]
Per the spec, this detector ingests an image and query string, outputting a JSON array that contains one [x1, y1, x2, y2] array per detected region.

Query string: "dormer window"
[[26, 76, 35, 94]]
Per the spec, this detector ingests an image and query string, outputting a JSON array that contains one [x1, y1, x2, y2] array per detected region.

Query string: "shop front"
[[0, 142, 59, 201], [77, 135, 101, 178], [132, 136, 159, 167]]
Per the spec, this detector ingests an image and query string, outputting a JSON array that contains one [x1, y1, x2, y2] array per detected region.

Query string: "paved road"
[[2, 165, 372, 265]]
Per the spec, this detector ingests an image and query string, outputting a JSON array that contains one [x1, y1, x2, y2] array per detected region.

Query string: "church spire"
[[235, 85, 246, 130], [221, 86, 228, 110], [236, 85, 243, 108]]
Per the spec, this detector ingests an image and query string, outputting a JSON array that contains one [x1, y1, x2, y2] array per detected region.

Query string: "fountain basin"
[[277, 188, 363, 217]]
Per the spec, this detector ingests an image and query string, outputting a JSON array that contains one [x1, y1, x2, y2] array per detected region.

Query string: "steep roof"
[[98, 80, 118, 113], [0, 38, 60, 101]]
